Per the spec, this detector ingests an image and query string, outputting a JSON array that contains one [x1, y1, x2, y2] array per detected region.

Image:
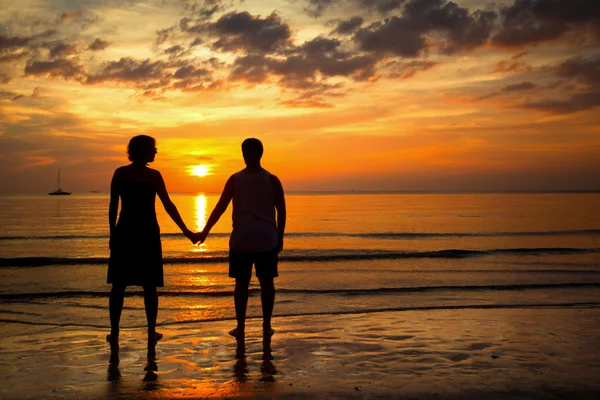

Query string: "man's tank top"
[[229, 169, 278, 252]]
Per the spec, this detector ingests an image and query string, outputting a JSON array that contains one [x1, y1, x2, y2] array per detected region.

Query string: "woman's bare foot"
[[148, 331, 163, 344], [229, 327, 245, 339]]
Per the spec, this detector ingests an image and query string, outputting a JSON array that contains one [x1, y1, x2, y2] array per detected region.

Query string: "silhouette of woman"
[[107, 135, 195, 355]]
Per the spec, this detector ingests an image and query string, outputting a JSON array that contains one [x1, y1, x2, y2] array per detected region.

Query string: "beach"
[[1, 192, 600, 399], [2, 307, 600, 399]]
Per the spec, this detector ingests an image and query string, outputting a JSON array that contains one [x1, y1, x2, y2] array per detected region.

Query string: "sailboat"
[[48, 169, 71, 195]]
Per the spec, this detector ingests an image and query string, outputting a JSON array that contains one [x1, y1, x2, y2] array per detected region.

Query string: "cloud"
[[230, 36, 379, 86], [354, 0, 497, 57], [0, 90, 22, 101], [491, 59, 534, 74], [523, 91, 600, 114], [492, 0, 600, 48], [24, 58, 86, 81], [87, 57, 171, 85], [209, 11, 292, 53], [162, 44, 190, 59], [502, 81, 537, 91], [86, 57, 217, 95], [331, 16, 364, 35], [357, 0, 406, 14], [383, 59, 437, 79], [47, 41, 78, 58], [554, 57, 600, 87], [305, 0, 337, 18], [88, 38, 110, 51], [0, 35, 31, 49], [0, 73, 10, 84]]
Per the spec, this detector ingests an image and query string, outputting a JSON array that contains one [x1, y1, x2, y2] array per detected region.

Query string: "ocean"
[[1, 192, 599, 332]]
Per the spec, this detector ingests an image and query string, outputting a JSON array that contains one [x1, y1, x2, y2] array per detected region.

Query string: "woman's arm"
[[154, 170, 194, 241], [108, 169, 120, 248]]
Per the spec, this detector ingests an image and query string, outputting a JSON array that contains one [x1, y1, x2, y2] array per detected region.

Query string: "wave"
[[1, 301, 599, 328], [2, 282, 599, 301], [1, 247, 599, 267], [1, 229, 600, 241]]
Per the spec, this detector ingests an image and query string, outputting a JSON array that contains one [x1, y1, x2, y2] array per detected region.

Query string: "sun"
[[188, 165, 211, 177]]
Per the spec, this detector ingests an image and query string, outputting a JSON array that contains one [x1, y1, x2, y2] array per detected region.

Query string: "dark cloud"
[[305, 0, 337, 18], [502, 81, 537, 91], [354, 0, 497, 57], [88, 38, 110, 51], [0, 35, 31, 49], [162, 45, 190, 59], [523, 91, 600, 114], [355, 17, 428, 57], [554, 57, 600, 87], [230, 36, 379, 86], [47, 42, 78, 58], [0, 73, 10, 84], [173, 65, 211, 79], [0, 90, 22, 101], [210, 12, 292, 53], [331, 16, 364, 35], [492, 0, 600, 48], [56, 10, 98, 28], [491, 59, 534, 74], [156, 27, 175, 45], [24, 58, 85, 81], [229, 54, 271, 83], [357, 0, 406, 14], [0, 52, 29, 64], [87, 58, 169, 85], [86, 57, 217, 95], [384, 59, 437, 79]]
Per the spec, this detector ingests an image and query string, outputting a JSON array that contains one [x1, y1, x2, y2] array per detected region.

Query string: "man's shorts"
[[229, 247, 279, 279]]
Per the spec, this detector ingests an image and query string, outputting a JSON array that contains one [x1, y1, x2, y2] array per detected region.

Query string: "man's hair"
[[241, 138, 263, 163], [127, 135, 156, 162]]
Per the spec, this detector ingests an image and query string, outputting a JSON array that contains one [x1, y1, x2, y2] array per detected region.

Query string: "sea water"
[[1, 192, 599, 331]]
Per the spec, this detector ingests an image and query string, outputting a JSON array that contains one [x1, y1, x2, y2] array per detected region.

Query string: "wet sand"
[[1, 308, 600, 399]]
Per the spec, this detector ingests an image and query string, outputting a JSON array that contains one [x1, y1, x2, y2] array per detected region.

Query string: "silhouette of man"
[[197, 138, 286, 341]]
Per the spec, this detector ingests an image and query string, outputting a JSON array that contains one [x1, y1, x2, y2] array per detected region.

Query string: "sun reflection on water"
[[194, 193, 208, 253]]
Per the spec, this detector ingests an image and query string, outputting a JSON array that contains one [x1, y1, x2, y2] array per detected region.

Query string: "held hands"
[[185, 230, 208, 245]]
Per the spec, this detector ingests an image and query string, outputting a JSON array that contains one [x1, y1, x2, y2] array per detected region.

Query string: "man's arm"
[[199, 176, 234, 241], [108, 169, 120, 248], [272, 175, 286, 252], [155, 170, 193, 240]]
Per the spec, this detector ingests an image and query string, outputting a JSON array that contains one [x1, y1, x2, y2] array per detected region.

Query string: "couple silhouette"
[[106, 136, 286, 365]]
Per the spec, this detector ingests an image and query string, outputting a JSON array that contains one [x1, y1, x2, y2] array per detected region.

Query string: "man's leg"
[[234, 276, 251, 335], [258, 276, 275, 334]]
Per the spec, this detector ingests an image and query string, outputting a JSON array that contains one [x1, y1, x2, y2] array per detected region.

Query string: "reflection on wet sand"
[[260, 336, 277, 382], [233, 334, 277, 383]]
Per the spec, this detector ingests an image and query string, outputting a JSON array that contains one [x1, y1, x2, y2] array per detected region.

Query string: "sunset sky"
[[1, 0, 599, 194]]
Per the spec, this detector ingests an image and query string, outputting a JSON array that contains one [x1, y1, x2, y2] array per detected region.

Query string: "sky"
[[0, 0, 599, 194]]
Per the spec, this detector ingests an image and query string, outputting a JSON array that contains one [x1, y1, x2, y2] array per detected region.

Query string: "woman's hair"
[[127, 135, 156, 162]]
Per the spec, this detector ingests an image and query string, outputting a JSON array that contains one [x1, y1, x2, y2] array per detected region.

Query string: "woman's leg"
[[143, 286, 160, 342], [109, 284, 126, 342]]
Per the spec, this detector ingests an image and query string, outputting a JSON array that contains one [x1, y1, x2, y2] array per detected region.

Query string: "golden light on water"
[[188, 165, 211, 177], [195, 194, 207, 231], [194, 194, 208, 253]]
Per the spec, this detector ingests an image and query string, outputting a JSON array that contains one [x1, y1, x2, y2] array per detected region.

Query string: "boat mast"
[[58, 169, 61, 189]]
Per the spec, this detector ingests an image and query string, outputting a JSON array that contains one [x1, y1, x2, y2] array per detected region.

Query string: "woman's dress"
[[108, 180, 163, 287]]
